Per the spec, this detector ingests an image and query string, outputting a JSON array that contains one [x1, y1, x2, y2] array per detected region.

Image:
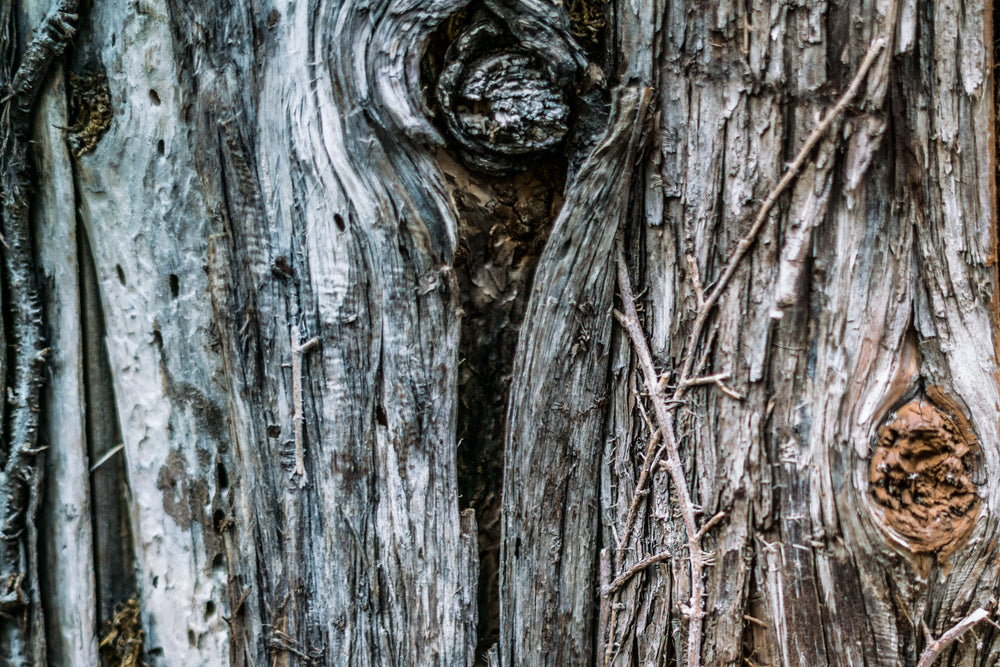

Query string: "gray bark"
[[5, 0, 999, 665]]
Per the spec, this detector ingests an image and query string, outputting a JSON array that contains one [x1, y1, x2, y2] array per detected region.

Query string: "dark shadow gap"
[[422, 4, 609, 661]]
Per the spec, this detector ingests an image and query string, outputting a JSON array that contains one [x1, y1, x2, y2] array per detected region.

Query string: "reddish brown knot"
[[869, 399, 981, 556]]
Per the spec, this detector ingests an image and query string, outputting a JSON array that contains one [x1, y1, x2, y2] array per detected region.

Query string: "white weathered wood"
[[33, 61, 100, 666], [71, 1, 230, 662], [69, 0, 481, 664]]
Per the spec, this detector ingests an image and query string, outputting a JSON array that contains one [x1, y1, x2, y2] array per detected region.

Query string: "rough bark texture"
[[8, 0, 1000, 665], [593, 0, 1000, 665]]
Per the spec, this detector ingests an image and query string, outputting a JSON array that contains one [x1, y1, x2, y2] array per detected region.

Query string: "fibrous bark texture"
[[11, 0, 1000, 665], [589, 0, 1000, 665]]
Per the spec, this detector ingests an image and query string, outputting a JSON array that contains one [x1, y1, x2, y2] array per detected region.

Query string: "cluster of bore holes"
[[869, 398, 982, 557]]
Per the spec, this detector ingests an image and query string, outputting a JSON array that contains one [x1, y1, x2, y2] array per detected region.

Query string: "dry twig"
[[606, 33, 887, 667], [916, 608, 990, 667], [291, 325, 319, 485]]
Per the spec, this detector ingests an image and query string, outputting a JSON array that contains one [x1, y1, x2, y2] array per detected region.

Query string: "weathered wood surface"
[[66, 0, 480, 664], [593, 0, 1000, 665], [501, 87, 650, 666], [11, 0, 1000, 664]]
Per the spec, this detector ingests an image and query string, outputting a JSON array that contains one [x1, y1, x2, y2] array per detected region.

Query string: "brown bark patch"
[[869, 399, 981, 556], [156, 449, 210, 537], [67, 65, 112, 157]]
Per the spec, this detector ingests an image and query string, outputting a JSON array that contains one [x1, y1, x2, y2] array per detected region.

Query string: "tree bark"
[[4, 0, 999, 665]]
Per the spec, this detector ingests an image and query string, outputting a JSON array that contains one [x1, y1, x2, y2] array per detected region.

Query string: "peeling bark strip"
[[501, 87, 650, 666], [0, 0, 80, 662]]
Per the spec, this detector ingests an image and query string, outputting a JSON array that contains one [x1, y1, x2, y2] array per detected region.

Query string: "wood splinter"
[[291, 325, 319, 486]]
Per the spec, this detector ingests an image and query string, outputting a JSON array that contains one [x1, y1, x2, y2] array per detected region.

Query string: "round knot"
[[436, 20, 571, 174], [869, 399, 981, 556]]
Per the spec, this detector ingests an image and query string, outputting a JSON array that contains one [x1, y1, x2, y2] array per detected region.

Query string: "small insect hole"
[[116, 264, 126, 285], [204, 601, 216, 619], [169, 273, 179, 298], [211, 553, 224, 569], [149, 89, 161, 106], [157, 139, 165, 155], [334, 213, 346, 231], [376, 404, 388, 426]]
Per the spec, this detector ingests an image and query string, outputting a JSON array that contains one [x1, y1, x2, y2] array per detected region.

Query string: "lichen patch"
[[869, 399, 981, 557]]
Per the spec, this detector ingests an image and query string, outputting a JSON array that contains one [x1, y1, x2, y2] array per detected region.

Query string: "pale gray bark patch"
[[68, 0, 481, 664], [71, 1, 231, 662]]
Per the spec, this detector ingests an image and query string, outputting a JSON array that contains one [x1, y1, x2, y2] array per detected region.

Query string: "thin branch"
[[916, 608, 991, 667], [605, 549, 673, 595], [615, 417, 661, 568], [685, 254, 705, 307], [675, 35, 886, 389], [614, 248, 707, 663], [598, 548, 612, 664], [606, 33, 887, 667], [89, 443, 125, 472], [695, 511, 727, 541]]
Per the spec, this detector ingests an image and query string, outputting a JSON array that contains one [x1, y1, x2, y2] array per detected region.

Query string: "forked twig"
[[613, 249, 710, 665], [676, 35, 886, 390], [916, 608, 990, 667], [606, 33, 887, 667]]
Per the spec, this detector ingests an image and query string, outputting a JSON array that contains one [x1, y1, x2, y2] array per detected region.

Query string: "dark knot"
[[436, 18, 573, 174]]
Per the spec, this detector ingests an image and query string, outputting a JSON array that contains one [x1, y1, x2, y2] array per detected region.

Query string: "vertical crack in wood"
[[443, 154, 565, 661], [78, 229, 137, 633], [425, 3, 597, 660]]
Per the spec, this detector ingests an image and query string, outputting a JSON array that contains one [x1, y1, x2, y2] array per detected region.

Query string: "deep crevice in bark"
[[77, 228, 138, 634], [443, 150, 565, 662], [423, 4, 611, 660]]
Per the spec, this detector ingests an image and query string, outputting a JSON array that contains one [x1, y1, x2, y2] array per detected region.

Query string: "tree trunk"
[[3, 0, 999, 665]]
